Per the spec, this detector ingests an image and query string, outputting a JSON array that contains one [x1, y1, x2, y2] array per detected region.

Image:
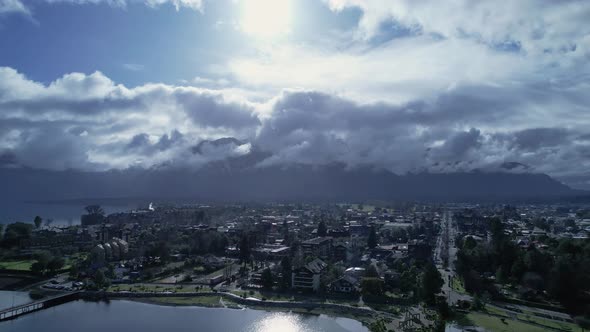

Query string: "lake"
[[0, 201, 137, 226], [0, 291, 33, 311], [0, 298, 369, 332]]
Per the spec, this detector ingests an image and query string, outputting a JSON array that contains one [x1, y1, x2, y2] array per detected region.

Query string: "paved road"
[[435, 211, 471, 305]]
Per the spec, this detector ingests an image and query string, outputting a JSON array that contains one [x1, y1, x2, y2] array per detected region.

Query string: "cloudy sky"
[[0, 0, 589, 189]]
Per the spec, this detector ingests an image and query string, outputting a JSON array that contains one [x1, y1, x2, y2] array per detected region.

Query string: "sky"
[[0, 0, 589, 189]]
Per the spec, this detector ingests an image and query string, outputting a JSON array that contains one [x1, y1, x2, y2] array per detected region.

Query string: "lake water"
[[0, 291, 33, 311], [0, 201, 136, 225], [0, 298, 369, 332]]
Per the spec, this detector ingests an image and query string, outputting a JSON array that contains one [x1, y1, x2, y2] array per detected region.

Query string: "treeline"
[[456, 217, 590, 317]]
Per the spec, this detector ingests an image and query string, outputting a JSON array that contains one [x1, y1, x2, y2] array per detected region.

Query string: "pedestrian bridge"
[[0, 291, 80, 322]]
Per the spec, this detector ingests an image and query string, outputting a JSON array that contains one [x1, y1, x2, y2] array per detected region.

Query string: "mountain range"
[[0, 138, 585, 204]]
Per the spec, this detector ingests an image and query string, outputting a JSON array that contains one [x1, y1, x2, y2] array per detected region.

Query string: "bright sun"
[[240, 0, 292, 39]]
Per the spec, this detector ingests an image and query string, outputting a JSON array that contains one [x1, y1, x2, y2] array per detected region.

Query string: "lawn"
[[451, 277, 466, 294], [484, 305, 511, 318], [142, 296, 224, 307], [229, 290, 292, 301], [458, 312, 582, 332], [517, 313, 583, 332], [0, 260, 34, 271]]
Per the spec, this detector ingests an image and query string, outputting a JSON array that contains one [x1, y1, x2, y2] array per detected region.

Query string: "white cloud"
[[5, 0, 204, 16], [0, 66, 589, 188], [324, 0, 590, 56], [122, 63, 145, 71], [0, 0, 29, 16]]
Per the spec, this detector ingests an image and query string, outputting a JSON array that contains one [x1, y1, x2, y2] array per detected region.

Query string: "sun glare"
[[240, 0, 292, 39]]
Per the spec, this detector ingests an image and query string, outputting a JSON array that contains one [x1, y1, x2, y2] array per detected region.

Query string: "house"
[[330, 275, 359, 293], [301, 237, 332, 259], [333, 243, 349, 262], [292, 258, 327, 292]]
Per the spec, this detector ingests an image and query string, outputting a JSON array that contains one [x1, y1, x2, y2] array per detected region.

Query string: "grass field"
[[457, 312, 548, 332], [140, 296, 225, 307], [0, 260, 34, 271], [517, 313, 583, 332], [451, 277, 466, 294], [457, 311, 584, 332]]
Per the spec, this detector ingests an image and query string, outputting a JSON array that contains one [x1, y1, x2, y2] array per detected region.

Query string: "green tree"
[[95, 269, 106, 288], [361, 277, 384, 296], [29, 251, 52, 275], [238, 234, 251, 267], [69, 264, 79, 279], [420, 263, 443, 305], [317, 220, 327, 237], [463, 236, 477, 250], [261, 268, 273, 289], [365, 264, 380, 278], [1, 222, 33, 248], [34, 216, 43, 229], [47, 256, 65, 274], [367, 225, 378, 249], [85, 205, 105, 216], [280, 256, 292, 290]]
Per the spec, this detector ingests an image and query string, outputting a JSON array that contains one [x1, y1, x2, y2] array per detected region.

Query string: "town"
[[1, 202, 589, 332]]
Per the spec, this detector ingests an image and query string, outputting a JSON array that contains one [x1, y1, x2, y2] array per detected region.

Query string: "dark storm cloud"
[[175, 91, 260, 130], [0, 66, 589, 189], [511, 128, 571, 151], [252, 90, 590, 184]]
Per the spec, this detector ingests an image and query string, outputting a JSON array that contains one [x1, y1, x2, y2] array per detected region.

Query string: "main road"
[[435, 210, 471, 305]]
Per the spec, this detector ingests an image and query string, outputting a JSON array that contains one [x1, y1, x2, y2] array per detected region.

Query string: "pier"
[[0, 292, 81, 322]]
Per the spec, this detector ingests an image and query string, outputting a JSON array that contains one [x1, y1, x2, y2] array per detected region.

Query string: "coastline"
[[101, 293, 379, 325]]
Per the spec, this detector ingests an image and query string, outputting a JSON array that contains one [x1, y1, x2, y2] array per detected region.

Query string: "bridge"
[[0, 291, 81, 322]]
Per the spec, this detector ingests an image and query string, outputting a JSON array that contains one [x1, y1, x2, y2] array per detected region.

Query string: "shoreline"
[[99, 293, 380, 325]]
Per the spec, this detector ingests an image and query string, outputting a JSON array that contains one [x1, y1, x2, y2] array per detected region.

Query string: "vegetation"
[[420, 262, 443, 305], [456, 214, 590, 319]]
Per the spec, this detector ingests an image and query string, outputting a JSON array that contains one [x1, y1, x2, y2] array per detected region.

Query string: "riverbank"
[[127, 295, 378, 325], [83, 291, 385, 326]]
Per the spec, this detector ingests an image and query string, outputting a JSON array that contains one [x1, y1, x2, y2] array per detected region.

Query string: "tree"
[[85, 205, 105, 216], [34, 216, 43, 229], [368, 319, 387, 332], [95, 269, 106, 287], [30, 251, 52, 275], [436, 296, 451, 319], [280, 256, 292, 290], [1, 222, 33, 248], [420, 263, 443, 305], [367, 225, 378, 249], [31, 261, 45, 275], [70, 264, 79, 279], [261, 268, 273, 289], [317, 220, 327, 237], [47, 256, 65, 274], [463, 236, 477, 250], [365, 264, 380, 278], [82, 205, 105, 225], [238, 234, 251, 267], [361, 278, 384, 296]]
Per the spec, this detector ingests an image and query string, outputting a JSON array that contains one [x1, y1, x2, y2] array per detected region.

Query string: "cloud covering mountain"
[[0, 0, 589, 190]]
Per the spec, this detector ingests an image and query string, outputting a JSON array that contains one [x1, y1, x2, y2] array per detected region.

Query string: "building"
[[330, 275, 359, 293], [301, 237, 332, 259], [292, 258, 327, 292]]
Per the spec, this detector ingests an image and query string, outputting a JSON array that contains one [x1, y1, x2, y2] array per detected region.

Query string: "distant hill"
[[0, 162, 583, 204], [0, 137, 585, 203]]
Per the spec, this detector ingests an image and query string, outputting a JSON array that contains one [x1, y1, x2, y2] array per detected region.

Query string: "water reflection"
[[248, 312, 306, 332], [1, 300, 368, 332]]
